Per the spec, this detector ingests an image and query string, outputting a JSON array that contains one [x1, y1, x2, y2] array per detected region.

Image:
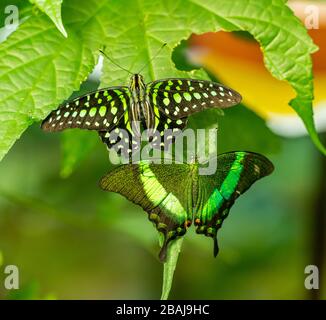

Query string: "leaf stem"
[[160, 237, 184, 300]]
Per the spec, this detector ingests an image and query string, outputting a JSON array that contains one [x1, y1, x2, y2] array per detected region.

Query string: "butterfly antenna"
[[99, 48, 133, 75], [138, 43, 167, 74]]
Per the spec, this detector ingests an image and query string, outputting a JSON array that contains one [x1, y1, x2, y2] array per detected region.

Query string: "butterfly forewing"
[[41, 87, 130, 132], [147, 78, 242, 120]]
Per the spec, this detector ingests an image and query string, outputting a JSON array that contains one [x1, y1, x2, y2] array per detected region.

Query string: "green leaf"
[[160, 237, 183, 300], [216, 105, 281, 154], [60, 130, 98, 178], [188, 104, 281, 157], [0, 1, 32, 28], [0, 0, 107, 161], [60, 79, 100, 177], [29, 0, 67, 37], [0, 1, 34, 46]]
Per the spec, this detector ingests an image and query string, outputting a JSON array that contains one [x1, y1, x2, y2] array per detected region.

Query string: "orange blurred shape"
[[189, 1, 326, 122]]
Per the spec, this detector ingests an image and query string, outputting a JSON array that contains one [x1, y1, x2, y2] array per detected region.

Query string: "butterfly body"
[[100, 151, 274, 261], [128, 73, 150, 137], [42, 74, 242, 154]]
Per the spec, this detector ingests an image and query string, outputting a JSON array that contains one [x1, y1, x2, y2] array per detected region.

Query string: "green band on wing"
[[201, 152, 245, 222], [139, 162, 186, 224], [202, 188, 224, 221], [220, 152, 245, 200]]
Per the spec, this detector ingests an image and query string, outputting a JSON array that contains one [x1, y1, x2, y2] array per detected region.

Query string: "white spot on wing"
[[254, 164, 260, 174]]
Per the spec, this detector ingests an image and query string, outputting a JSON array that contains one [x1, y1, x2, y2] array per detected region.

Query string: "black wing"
[[41, 87, 130, 132], [146, 78, 241, 120]]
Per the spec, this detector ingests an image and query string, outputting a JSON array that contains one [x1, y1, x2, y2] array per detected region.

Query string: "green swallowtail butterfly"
[[41, 74, 241, 154], [100, 151, 274, 262]]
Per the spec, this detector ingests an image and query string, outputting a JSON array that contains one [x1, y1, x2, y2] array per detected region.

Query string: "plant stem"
[[160, 237, 184, 300]]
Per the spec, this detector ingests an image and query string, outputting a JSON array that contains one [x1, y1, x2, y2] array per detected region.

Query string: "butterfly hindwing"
[[98, 110, 141, 158], [100, 161, 194, 261], [41, 87, 130, 132], [147, 78, 242, 120], [194, 152, 274, 256]]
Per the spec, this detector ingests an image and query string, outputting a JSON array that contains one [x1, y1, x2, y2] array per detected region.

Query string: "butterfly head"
[[130, 73, 145, 91]]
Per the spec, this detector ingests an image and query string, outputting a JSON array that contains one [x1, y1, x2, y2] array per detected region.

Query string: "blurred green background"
[[0, 110, 325, 299]]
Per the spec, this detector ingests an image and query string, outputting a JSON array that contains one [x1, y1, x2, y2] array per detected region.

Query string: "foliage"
[[29, 0, 67, 37]]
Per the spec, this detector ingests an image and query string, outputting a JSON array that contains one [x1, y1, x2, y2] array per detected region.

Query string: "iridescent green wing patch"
[[100, 161, 194, 261], [194, 152, 274, 256], [147, 78, 242, 120], [41, 87, 130, 132]]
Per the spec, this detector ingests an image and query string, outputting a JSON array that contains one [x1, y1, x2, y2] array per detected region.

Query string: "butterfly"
[[41, 74, 242, 156], [99, 151, 274, 262]]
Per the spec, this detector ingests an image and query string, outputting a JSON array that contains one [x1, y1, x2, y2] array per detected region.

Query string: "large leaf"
[[0, 0, 106, 160], [29, 0, 67, 37], [0, 1, 33, 43]]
